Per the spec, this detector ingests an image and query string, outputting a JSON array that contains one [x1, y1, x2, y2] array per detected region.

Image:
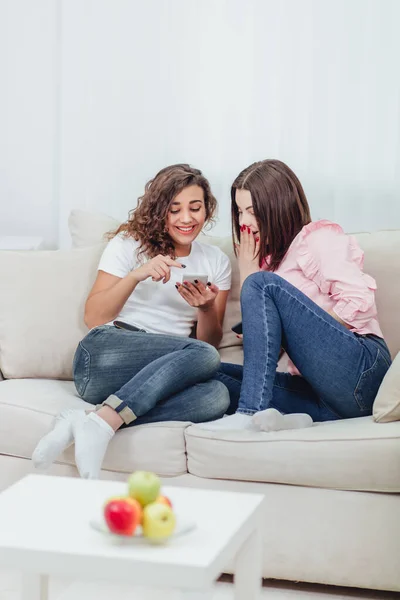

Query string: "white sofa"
[[1, 211, 399, 593]]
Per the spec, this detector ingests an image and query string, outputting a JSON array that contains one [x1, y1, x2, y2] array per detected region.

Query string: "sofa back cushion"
[[373, 352, 400, 422], [0, 245, 104, 379], [354, 231, 400, 358], [68, 210, 119, 248]]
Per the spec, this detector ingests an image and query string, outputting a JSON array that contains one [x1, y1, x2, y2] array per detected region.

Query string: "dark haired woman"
[[33, 164, 231, 477], [201, 159, 391, 432]]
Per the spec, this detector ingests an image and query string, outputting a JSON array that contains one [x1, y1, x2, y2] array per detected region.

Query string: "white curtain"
[[1, 0, 400, 247]]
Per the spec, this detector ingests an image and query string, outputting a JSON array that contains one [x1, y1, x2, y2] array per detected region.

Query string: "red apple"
[[155, 495, 173, 509], [104, 498, 142, 536]]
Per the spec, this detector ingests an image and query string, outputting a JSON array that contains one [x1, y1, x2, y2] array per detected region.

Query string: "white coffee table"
[[0, 475, 264, 599]]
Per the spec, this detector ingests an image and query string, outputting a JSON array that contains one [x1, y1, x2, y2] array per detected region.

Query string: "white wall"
[[0, 0, 59, 247], [1, 0, 400, 248]]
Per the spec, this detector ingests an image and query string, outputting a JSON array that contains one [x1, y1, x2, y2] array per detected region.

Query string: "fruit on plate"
[[128, 471, 161, 507], [142, 501, 176, 541], [155, 495, 173, 508], [104, 497, 142, 536]]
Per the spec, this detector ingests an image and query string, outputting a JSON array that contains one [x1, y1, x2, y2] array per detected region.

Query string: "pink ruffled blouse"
[[262, 220, 383, 339]]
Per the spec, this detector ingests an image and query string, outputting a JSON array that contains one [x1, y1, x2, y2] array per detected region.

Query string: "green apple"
[[142, 501, 176, 541], [127, 471, 161, 507]]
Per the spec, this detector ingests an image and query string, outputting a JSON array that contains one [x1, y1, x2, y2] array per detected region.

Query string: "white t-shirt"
[[98, 234, 232, 337]]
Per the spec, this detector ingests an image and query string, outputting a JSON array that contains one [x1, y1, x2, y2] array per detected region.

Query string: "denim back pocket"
[[354, 350, 390, 412]]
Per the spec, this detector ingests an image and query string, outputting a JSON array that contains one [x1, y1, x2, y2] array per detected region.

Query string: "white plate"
[[90, 516, 196, 544]]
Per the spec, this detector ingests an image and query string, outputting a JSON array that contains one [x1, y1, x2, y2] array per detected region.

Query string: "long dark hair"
[[231, 159, 312, 271], [110, 164, 217, 259]]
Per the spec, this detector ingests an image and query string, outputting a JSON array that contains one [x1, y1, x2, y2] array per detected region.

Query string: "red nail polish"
[[247, 226, 251, 233], [255, 237, 260, 242]]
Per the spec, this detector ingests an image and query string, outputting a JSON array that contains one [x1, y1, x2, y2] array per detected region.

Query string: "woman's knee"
[[72, 335, 112, 403], [73, 342, 91, 398], [195, 380, 230, 422], [241, 271, 282, 302], [189, 340, 221, 376], [214, 380, 230, 412]]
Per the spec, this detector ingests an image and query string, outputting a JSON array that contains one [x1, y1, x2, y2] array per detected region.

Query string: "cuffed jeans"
[[216, 272, 391, 421], [72, 325, 229, 426]]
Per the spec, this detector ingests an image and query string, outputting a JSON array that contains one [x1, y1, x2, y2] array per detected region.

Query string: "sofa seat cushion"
[[0, 379, 189, 477], [186, 417, 400, 492]]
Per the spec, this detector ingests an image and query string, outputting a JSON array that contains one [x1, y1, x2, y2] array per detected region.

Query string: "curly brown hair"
[[109, 164, 217, 259]]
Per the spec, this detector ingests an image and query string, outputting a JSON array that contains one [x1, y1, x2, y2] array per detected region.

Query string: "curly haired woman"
[[32, 164, 231, 478]]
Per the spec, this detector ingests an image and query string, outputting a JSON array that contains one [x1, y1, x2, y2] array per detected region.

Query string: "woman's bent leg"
[[33, 326, 221, 476], [201, 365, 338, 431], [74, 326, 221, 423], [72, 326, 221, 477], [237, 272, 390, 419], [132, 380, 230, 426], [214, 363, 244, 415], [215, 364, 339, 421], [201, 272, 390, 430]]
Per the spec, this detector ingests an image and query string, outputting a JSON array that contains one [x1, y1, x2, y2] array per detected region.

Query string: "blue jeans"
[[215, 272, 391, 421], [72, 325, 229, 426]]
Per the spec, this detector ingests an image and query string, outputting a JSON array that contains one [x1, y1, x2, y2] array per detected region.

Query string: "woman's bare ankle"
[[96, 406, 124, 431]]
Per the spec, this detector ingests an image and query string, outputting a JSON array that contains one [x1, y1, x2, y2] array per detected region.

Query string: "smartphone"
[[231, 322, 243, 335], [113, 320, 146, 333], [180, 274, 209, 286]]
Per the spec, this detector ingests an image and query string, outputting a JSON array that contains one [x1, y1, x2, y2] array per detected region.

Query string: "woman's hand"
[[132, 255, 184, 284], [176, 280, 219, 311], [236, 225, 260, 284]]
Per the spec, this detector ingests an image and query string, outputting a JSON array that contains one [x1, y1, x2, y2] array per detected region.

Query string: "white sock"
[[196, 413, 254, 431], [32, 409, 85, 469], [73, 412, 115, 479], [252, 408, 313, 432]]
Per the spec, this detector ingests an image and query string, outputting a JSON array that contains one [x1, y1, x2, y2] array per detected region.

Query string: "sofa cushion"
[[374, 353, 400, 423], [0, 245, 104, 379], [0, 379, 189, 477], [354, 230, 400, 359], [69, 210, 120, 248], [185, 417, 400, 492]]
